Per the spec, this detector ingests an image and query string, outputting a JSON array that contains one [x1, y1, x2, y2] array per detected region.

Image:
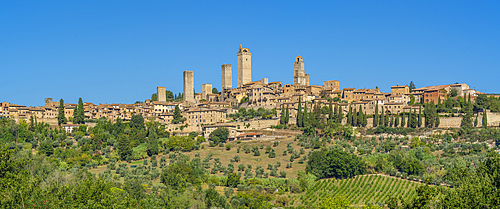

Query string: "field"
[[299, 174, 419, 206]]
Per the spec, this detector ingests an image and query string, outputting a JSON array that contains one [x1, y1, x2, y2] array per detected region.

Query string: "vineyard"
[[300, 175, 419, 206]]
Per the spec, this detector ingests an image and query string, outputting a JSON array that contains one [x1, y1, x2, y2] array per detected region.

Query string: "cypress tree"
[[380, 107, 385, 126], [384, 111, 389, 127], [347, 104, 352, 125], [285, 104, 290, 124], [373, 102, 379, 127], [328, 100, 333, 122], [436, 114, 440, 127], [363, 111, 367, 127], [401, 113, 406, 127], [352, 106, 357, 127], [76, 97, 85, 124], [483, 111, 488, 128], [73, 104, 78, 123], [297, 97, 302, 127], [418, 105, 422, 128], [357, 106, 364, 126], [303, 102, 309, 126], [394, 114, 399, 127], [337, 104, 343, 124], [474, 114, 478, 127], [411, 108, 418, 128], [57, 99, 67, 125], [408, 109, 412, 127], [390, 115, 394, 127], [280, 104, 285, 124]]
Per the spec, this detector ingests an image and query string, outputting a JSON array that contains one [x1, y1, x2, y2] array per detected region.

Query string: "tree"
[[483, 111, 488, 128], [74, 97, 85, 124], [306, 149, 365, 179], [337, 104, 343, 124], [450, 88, 458, 97], [151, 93, 158, 101], [328, 100, 333, 122], [409, 81, 416, 93], [147, 139, 159, 157], [209, 127, 229, 144], [410, 109, 418, 128], [357, 106, 364, 127], [212, 88, 219, 94], [285, 104, 290, 125], [130, 115, 145, 130], [424, 101, 437, 128], [297, 97, 303, 127], [172, 105, 183, 124], [303, 103, 309, 126], [280, 104, 285, 125], [394, 114, 399, 127], [380, 106, 385, 126], [374, 102, 379, 127], [401, 113, 406, 127], [352, 106, 357, 127], [347, 104, 352, 126], [117, 134, 132, 160], [418, 105, 422, 127], [57, 99, 67, 125], [461, 94, 474, 128]]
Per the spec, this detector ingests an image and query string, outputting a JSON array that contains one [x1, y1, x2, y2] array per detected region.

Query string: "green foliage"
[[57, 98, 67, 125], [209, 127, 229, 144], [147, 139, 159, 156], [306, 149, 366, 179]]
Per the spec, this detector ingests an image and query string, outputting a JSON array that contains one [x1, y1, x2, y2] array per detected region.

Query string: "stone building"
[[202, 83, 212, 100], [157, 87, 166, 102], [294, 55, 309, 86], [390, 85, 409, 96], [237, 45, 251, 88], [323, 80, 340, 91], [221, 64, 232, 101], [183, 71, 195, 104]]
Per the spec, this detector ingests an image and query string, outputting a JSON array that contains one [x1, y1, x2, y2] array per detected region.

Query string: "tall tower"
[[221, 64, 232, 89], [157, 87, 166, 102], [237, 44, 251, 88], [202, 83, 212, 100], [221, 64, 232, 101], [294, 55, 306, 86], [183, 71, 195, 104]]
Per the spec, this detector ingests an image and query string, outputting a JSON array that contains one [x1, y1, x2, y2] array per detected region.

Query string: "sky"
[[1, 1, 499, 106]]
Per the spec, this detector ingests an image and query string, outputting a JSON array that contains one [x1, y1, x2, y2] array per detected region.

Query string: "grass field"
[[299, 174, 419, 206]]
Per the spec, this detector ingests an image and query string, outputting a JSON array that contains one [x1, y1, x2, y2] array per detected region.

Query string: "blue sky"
[[1, 1, 499, 106]]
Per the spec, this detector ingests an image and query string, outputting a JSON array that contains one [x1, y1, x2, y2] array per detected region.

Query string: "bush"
[[226, 144, 231, 150]]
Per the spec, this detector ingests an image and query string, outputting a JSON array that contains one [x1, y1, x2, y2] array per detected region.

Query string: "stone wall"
[[221, 64, 232, 89]]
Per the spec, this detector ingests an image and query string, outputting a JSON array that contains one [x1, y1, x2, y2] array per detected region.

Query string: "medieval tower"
[[183, 71, 195, 104], [237, 44, 251, 87], [157, 87, 166, 102], [294, 55, 309, 86], [221, 64, 232, 101]]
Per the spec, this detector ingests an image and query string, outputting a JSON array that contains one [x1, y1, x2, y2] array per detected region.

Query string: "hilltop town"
[[1, 45, 499, 138]]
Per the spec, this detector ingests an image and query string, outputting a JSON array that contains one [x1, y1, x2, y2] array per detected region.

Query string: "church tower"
[[294, 55, 307, 86], [237, 44, 251, 88]]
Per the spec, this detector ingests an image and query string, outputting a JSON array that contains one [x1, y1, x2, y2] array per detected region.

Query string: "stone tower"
[[157, 87, 166, 102], [221, 64, 232, 89], [237, 44, 251, 88], [183, 71, 195, 104], [202, 83, 212, 100], [221, 64, 232, 101], [294, 55, 308, 86]]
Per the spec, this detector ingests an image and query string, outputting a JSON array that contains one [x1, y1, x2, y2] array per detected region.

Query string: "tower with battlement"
[[237, 45, 251, 88]]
